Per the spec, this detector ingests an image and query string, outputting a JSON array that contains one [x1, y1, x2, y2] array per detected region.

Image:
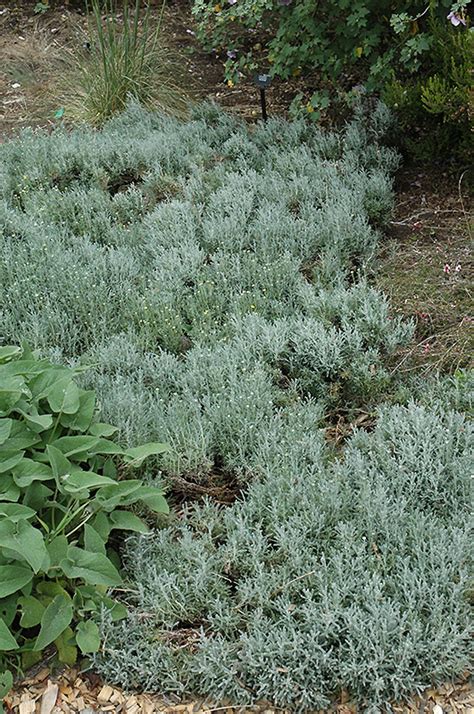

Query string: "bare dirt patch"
[[379, 167, 473, 375]]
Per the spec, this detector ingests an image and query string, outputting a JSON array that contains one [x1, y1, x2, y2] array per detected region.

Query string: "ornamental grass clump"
[[0, 103, 471, 710], [64, 0, 187, 126]]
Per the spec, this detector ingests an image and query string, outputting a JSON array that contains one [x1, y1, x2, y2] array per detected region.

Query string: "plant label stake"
[[254, 73, 272, 121]]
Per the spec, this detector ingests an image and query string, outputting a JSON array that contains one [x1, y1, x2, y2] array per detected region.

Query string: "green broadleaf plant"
[[0, 346, 169, 699]]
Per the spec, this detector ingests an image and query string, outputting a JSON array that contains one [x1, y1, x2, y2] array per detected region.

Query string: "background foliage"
[[192, 0, 472, 159]]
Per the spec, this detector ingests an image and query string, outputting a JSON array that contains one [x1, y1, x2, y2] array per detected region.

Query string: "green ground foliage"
[[0, 104, 472, 710], [0, 346, 169, 700]]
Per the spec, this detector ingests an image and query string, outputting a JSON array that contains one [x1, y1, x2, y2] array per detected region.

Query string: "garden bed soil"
[[381, 166, 473, 374]]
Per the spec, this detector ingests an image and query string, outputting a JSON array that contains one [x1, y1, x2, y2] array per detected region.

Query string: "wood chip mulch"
[[3, 667, 473, 714]]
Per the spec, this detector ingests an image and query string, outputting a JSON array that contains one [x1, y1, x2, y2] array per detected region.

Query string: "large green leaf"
[[60, 546, 122, 586], [0, 419, 12, 445], [46, 535, 69, 567], [109, 510, 150, 533], [0, 504, 35, 521], [50, 435, 101, 458], [0, 669, 13, 699], [36, 581, 69, 601], [88, 438, 124, 455], [34, 594, 73, 651], [76, 620, 100, 654], [46, 444, 72, 481], [89, 422, 118, 437], [0, 618, 17, 651], [18, 595, 45, 628], [84, 524, 106, 555], [2, 421, 40, 451], [62, 470, 116, 493], [55, 626, 77, 665], [122, 442, 170, 467], [0, 565, 33, 598], [18, 411, 53, 433], [30, 366, 70, 400], [95, 480, 144, 511], [0, 595, 17, 627], [0, 359, 46, 379], [22, 482, 53, 511], [60, 390, 96, 432], [0, 346, 21, 364], [103, 596, 128, 622], [0, 450, 24, 474], [46, 377, 80, 415], [0, 475, 20, 503], [91, 512, 111, 540], [136, 486, 170, 514], [12, 458, 53, 487], [0, 520, 48, 573], [0, 375, 25, 415]]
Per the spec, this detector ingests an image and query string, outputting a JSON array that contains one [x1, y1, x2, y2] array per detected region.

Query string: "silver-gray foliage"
[[0, 102, 471, 711]]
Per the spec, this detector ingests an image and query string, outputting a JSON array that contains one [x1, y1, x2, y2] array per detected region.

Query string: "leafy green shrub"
[[193, 0, 469, 86], [63, 0, 187, 125], [192, 0, 471, 159], [0, 345, 168, 702], [382, 12, 473, 162]]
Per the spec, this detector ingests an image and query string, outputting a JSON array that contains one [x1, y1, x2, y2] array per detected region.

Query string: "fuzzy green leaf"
[[0, 618, 18, 651], [18, 595, 46, 628], [60, 546, 122, 586], [46, 535, 69, 567], [12, 458, 53, 487], [0, 419, 12, 445], [62, 470, 116, 493], [122, 442, 170, 467], [46, 444, 72, 481], [109, 510, 150, 533], [136, 486, 170, 514], [55, 626, 77, 664], [46, 377, 80, 414], [0, 565, 33, 598], [0, 669, 13, 699], [0, 376, 25, 415], [0, 450, 24, 474], [0, 520, 48, 573], [0, 346, 21, 364], [84, 524, 106, 555], [0, 503, 35, 521], [19, 411, 53, 432], [60, 390, 96, 431], [89, 422, 119, 437], [76, 620, 101, 654], [34, 594, 74, 651]]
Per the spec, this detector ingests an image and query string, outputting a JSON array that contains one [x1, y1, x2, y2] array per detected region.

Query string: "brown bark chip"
[[3, 666, 473, 713]]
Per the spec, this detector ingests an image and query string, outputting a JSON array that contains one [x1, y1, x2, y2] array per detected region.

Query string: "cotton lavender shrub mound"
[[0, 103, 472, 710], [101, 402, 473, 711]]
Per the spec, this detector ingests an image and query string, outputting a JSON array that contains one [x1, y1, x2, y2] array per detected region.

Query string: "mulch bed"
[[5, 667, 473, 713]]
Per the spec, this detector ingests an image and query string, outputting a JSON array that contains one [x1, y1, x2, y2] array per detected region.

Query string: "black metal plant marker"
[[254, 73, 272, 121]]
